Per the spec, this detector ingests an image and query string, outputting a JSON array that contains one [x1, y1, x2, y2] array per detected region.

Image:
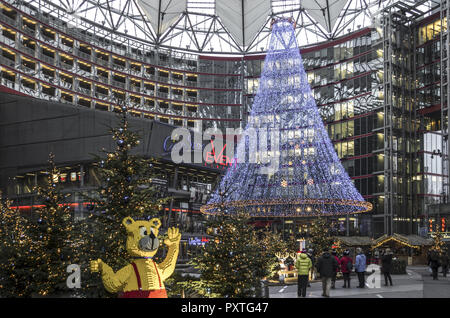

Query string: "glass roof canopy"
[[20, 0, 441, 54]]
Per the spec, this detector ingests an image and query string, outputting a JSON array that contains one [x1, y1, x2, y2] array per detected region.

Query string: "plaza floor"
[[269, 266, 450, 298]]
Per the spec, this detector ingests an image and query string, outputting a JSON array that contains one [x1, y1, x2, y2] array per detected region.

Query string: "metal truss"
[[8, 0, 442, 54]]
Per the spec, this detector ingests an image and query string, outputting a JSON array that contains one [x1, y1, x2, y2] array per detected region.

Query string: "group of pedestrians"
[[295, 247, 395, 298], [427, 248, 450, 280]]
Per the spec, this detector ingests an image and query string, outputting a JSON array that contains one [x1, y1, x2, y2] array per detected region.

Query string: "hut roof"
[[334, 236, 374, 246], [372, 233, 433, 249]]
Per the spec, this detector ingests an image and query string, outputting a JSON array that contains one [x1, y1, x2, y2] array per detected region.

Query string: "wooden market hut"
[[333, 236, 374, 259], [371, 233, 433, 265]]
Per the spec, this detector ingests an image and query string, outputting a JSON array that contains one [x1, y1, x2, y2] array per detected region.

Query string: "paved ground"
[[269, 266, 450, 298]]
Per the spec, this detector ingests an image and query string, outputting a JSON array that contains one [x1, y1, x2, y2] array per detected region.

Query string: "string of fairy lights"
[[203, 19, 372, 217]]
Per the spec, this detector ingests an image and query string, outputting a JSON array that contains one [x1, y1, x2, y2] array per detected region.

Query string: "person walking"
[[381, 248, 393, 286], [316, 248, 338, 297], [440, 249, 449, 278], [428, 249, 441, 280], [355, 247, 367, 288], [295, 251, 312, 297], [340, 250, 353, 288], [331, 250, 340, 289]]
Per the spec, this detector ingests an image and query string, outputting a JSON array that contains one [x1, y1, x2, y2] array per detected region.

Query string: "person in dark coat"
[[331, 250, 340, 289], [316, 248, 338, 297], [428, 249, 441, 280], [441, 249, 449, 278], [340, 250, 353, 288], [307, 248, 315, 287], [381, 248, 393, 286]]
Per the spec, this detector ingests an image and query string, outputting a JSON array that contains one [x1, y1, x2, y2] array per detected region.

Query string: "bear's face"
[[122, 217, 162, 258]]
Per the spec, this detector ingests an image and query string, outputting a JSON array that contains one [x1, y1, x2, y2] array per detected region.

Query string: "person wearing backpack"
[[340, 250, 353, 288]]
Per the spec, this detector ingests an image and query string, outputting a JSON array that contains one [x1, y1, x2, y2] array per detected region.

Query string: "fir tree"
[[83, 103, 169, 296], [27, 153, 81, 296], [189, 211, 271, 298], [308, 217, 334, 256], [0, 192, 35, 297], [431, 231, 445, 253]]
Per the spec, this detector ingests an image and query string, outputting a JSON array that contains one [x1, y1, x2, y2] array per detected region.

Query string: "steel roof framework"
[[14, 0, 441, 54]]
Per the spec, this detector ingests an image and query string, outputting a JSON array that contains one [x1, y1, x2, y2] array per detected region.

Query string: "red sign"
[[204, 140, 237, 168]]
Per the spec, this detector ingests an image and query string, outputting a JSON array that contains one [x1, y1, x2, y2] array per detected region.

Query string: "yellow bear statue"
[[90, 217, 181, 298]]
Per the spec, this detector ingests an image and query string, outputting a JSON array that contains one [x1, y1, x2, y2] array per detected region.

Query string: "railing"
[[59, 42, 74, 52], [155, 75, 170, 83], [143, 89, 154, 96], [76, 50, 92, 61], [185, 96, 197, 102], [39, 53, 55, 64], [0, 55, 15, 68], [1, 77, 17, 90], [111, 79, 125, 88], [129, 69, 142, 76], [18, 43, 35, 56], [96, 58, 109, 67], [144, 73, 156, 80], [0, 34, 15, 46], [60, 81, 73, 89], [185, 80, 198, 87], [21, 25, 36, 37], [0, 12, 17, 26], [59, 60, 74, 70], [96, 75, 109, 84], [171, 78, 183, 85], [95, 91, 109, 100], [77, 86, 91, 95], [156, 91, 170, 99]]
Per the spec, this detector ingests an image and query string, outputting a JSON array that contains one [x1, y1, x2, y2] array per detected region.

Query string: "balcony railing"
[[96, 58, 109, 67], [21, 25, 36, 36], [95, 91, 109, 100], [59, 61, 74, 70], [96, 75, 109, 84], [76, 49, 92, 61], [39, 53, 55, 64], [111, 79, 125, 88], [185, 80, 198, 87], [0, 13, 17, 26], [60, 81, 73, 89], [77, 86, 91, 95], [0, 55, 16, 68], [185, 96, 197, 102], [1, 77, 17, 90], [18, 43, 35, 56], [156, 91, 170, 99]]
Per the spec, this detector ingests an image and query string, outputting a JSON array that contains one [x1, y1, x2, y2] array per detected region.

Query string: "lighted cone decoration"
[[201, 20, 372, 217]]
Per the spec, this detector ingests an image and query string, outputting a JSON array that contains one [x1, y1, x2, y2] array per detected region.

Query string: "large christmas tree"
[[202, 19, 371, 218], [83, 103, 170, 296]]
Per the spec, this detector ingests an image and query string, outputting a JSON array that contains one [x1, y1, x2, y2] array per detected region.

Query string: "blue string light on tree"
[[201, 19, 372, 217]]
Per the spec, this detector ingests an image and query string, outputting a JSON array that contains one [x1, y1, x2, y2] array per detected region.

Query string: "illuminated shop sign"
[[163, 136, 236, 169], [188, 236, 210, 246]]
